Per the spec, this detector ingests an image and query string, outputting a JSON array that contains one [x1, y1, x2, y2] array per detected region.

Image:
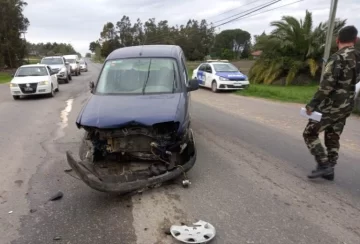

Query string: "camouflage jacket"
[[306, 46, 360, 119]]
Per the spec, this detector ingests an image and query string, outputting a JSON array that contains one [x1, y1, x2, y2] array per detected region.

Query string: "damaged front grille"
[[84, 121, 183, 156], [107, 134, 154, 153], [77, 122, 195, 182]]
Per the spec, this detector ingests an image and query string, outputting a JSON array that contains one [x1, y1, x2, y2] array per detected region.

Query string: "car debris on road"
[[48, 191, 63, 201], [170, 220, 216, 243]]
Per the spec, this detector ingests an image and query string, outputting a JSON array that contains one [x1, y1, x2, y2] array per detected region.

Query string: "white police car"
[[192, 60, 250, 92]]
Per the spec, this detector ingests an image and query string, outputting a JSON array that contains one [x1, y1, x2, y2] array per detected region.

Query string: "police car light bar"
[[206, 59, 229, 63]]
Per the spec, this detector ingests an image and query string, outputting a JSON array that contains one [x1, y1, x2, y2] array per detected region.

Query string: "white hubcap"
[[170, 220, 216, 243]]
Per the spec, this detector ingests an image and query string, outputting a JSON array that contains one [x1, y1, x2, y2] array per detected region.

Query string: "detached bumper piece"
[[66, 149, 196, 194]]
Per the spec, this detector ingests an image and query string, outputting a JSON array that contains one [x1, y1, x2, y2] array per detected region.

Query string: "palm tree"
[[249, 10, 346, 85]]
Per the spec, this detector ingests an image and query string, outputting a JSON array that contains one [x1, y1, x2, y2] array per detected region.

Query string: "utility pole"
[[320, 0, 339, 81], [20, 31, 29, 63]]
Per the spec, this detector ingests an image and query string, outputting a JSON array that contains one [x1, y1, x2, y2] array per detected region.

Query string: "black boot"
[[308, 163, 334, 179], [322, 161, 336, 181]]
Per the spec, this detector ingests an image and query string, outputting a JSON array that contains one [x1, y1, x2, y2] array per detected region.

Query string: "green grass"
[[28, 59, 41, 64], [236, 84, 318, 104], [0, 72, 12, 84], [187, 67, 194, 78]]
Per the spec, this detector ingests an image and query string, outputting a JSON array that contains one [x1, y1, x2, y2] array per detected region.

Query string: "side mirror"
[[76, 61, 79, 64], [89, 81, 95, 93], [51, 71, 57, 75], [65, 62, 69, 65], [187, 79, 199, 92]]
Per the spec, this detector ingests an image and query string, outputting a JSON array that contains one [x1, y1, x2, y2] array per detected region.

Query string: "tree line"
[[89, 15, 252, 61], [27, 42, 81, 58]]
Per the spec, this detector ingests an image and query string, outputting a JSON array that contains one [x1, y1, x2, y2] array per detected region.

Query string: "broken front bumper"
[[65, 145, 197, 194]]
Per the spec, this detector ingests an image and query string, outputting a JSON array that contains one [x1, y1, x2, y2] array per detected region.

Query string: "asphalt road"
[[1, 60, 360, 244]]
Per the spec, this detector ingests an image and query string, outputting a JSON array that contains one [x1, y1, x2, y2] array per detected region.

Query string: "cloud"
[[24, 0, 360, 55]]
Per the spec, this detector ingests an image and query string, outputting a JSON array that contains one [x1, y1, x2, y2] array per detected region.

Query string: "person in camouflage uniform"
[[303, 25, 360, 180]]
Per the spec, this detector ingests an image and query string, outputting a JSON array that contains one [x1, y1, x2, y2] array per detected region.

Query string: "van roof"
[[106, 45, 182, 61]]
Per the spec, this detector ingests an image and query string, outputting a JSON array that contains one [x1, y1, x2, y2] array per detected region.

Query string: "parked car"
[[9, 64, 59, 100], [192, 60, 250, 92], [79, 59, 88, 72], [66, 45, 199, 194], [40, 56, 72, 83], [63, 54, 81, 76]]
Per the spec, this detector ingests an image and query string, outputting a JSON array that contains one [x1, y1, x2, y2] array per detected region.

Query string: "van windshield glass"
[[96, 58, 180, 95]]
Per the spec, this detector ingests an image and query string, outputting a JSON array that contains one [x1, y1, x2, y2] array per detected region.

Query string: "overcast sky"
[[24, 0, 360, 56]]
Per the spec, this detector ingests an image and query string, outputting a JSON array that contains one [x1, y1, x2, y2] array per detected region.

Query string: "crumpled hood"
[[215, 71, 248, 81], [76, 93, 187, 129]]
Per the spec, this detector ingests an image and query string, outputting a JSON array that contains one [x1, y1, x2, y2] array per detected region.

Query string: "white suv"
[[40, 56, 72, 83]]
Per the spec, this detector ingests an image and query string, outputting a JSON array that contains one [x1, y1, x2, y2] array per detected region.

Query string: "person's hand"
[[306, 107, 313, 116]]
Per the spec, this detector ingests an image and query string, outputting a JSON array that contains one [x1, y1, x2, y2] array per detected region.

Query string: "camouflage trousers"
[[303, 117, 348, 164]]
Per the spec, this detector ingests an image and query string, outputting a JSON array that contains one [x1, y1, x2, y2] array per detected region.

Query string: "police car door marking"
[[197, 71, 205, 85]]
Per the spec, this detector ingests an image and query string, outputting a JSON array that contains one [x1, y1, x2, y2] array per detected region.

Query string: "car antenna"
[[139, 35, 147, 56]]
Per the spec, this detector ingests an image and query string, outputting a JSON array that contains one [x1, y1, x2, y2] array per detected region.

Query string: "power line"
[[235, 0, 304, 22], [213, 0, 282, 24], [144, 0, 284, 43], [207, 0, 265, 20], [145, 0, 301, 44], [214, 0, 282, 28], [100, 0, 302, 46]]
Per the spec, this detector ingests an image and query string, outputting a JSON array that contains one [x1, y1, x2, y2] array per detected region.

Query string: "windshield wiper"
[[172, 62, 176, 93], [142, 59, 152, 95]]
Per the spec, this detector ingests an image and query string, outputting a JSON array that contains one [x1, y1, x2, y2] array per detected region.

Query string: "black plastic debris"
[[30, 209, 37, 213], [53, 236, 62, 241], [49, 191, 63, 201]]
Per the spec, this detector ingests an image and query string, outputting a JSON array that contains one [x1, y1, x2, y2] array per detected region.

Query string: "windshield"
[[66, 59, 76, 64], [96, 58, 180, 95], [41, 58, 63, 65], [213, 63, 239, 72], [15, 67, 48, 77]]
